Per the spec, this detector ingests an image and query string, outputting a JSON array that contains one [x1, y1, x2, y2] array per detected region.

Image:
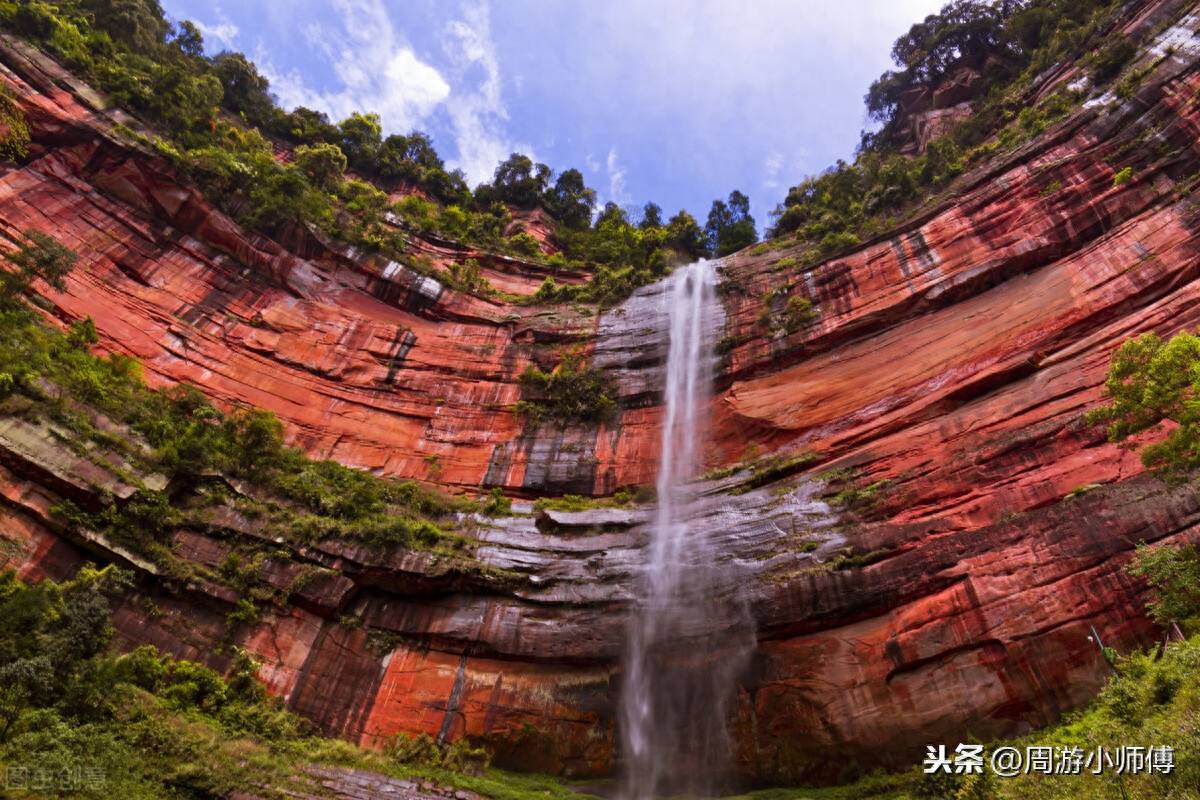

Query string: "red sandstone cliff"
[[3, 0, 1200, 786]]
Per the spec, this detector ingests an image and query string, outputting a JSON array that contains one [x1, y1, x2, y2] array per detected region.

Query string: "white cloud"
[[584, 152, 601, 173], [606, 147, 628, 205], [762, 151, 783, 190], [193, 21, 239, 50], [440, 0, 530, 185], [189, 8, 239, 50], [257, 0, 450, 135]]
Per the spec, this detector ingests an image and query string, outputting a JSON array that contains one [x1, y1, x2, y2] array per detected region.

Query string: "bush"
[[0, 229, 77, 306], [516, 350, 618, 425], [1086, 331, 1200, 474], [1127, 543, 1200, 631], [0, 84, 30, 161], [293, 142, 348, 190], [1092, 39, 1136, 82], [387, 733, 491, 776], [481, 487, 512, 516]]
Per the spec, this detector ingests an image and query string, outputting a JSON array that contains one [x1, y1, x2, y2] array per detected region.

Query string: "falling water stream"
[[619, 260, 755, 799]]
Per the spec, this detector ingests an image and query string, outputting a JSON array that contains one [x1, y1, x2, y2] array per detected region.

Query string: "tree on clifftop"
[[705, 190, 757, 257]]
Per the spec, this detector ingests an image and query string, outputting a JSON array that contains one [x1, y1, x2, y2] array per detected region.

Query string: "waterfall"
[[619, 260, 753, 799]]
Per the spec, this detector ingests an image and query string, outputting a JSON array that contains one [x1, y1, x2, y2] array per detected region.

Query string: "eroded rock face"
[[4, 1, 1200, 785]]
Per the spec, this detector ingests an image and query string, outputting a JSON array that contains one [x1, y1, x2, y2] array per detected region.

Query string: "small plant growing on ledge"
[[481, 487, 512, 516], [516, 348, 618, 425], [757, 287, 819, 338]]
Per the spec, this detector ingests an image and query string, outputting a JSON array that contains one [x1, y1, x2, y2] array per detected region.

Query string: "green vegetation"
[[0, 83, 30, 161], [0, 234, 470, 575], [819, 468, 892, 512], [516, 349, 618, 426], [1113, 166, 1133, 186], [703, 450, 820, 489], [1127, 542, 1200, 632], [758, 289, 820, 337], [705, 190, 759, 256], [482, 487, 513, 516], [767, 0, 1133, 274], [1091, 38, 1137, 82], [1086, 331, 1200, 476], [0, 567, 592, 800], [1, 2, 754, 310], [0, 229, 77, 306], [532, 486, 652, 512]]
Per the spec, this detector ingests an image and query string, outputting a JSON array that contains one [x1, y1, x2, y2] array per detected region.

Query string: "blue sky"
[[162, 0, 944, 229]]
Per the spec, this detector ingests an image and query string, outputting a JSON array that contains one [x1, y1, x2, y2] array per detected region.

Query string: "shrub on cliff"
[[1086, 331, 1200, 475], [1128, 543, 1200, 632], [1091, 38, 1137, 82], [0, 84, 30, 161], [0, 229, 77, 307], [516, 350, 618, 426]]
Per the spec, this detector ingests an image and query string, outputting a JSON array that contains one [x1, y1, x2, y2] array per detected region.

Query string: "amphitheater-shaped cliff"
[[3, 0, 1200, 788]]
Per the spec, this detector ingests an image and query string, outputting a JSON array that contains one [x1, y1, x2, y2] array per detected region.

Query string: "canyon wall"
[[4, 0, 1200, 784]]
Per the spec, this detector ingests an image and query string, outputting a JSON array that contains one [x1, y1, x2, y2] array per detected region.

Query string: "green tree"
[[376, 131, 442, 180], [1127, 544, 1200, 630], [705, 190, 757, 256], [488, 153, 551, 209], [866, 0, 1017, 125], [337, 112, 383, 168], [213, 52, 274, 125], [594, 201, 629, 230], [1087, 331, 1200, 474], [0, 565, 126, 741], [0, 230, 78, 307], [638, 202, 664, 230], [76, 0, 170, 51], [293, 142, 347, 190], [146, 67, 222, 138], [279, 106, 340, 145], [543, 168, 596, 229], [171, 20, 204, 58], [665, 209, 706, 259]]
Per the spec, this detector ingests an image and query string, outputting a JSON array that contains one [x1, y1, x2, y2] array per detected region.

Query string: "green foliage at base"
[[532, 486, 652, 512], [386, 733, 491, 776], [0, 568, 592, 800]]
